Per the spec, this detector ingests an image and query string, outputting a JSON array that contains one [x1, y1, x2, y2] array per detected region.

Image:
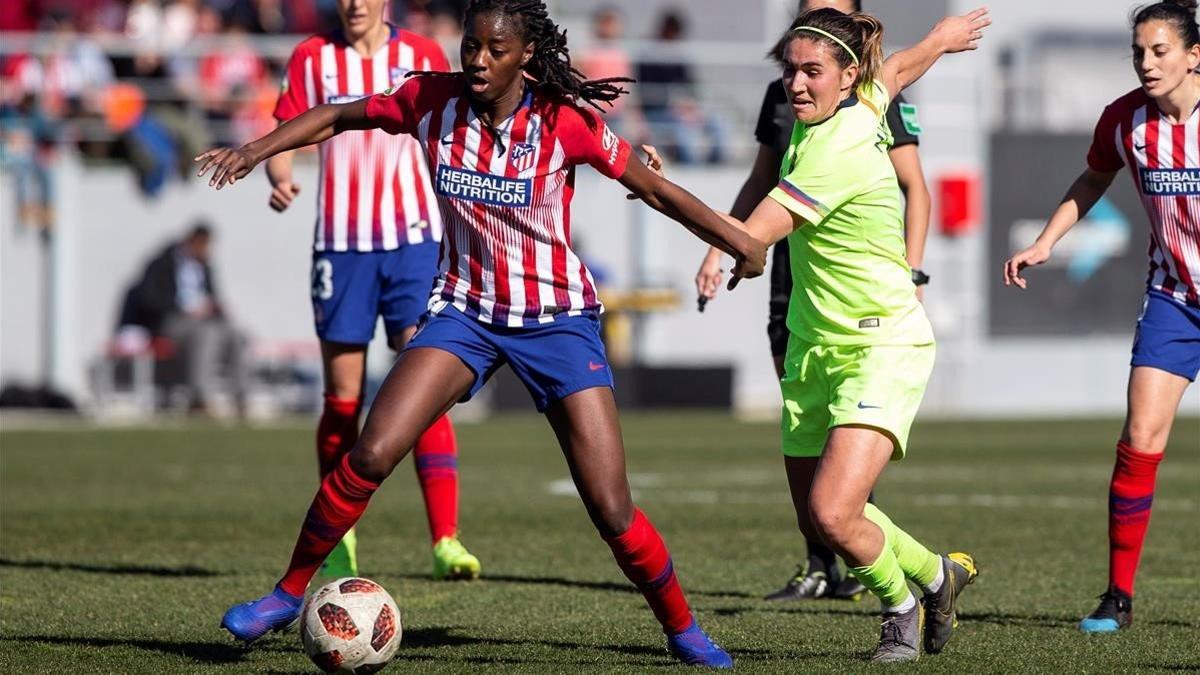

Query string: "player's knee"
[[809, 501, 854, 548], [1121, 423, 1170, 455], [350, 439, 400, 483], [588, 494, 634, 538]]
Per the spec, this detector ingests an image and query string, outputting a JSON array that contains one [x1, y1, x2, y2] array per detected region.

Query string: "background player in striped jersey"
[[197, 0, 766, 666], [1004, 0, 1200, 635], [692, 0, 932, 604], [265, 0, 480, 582]]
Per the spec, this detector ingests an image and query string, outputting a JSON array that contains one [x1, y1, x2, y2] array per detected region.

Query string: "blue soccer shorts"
[[1131, 289, 1200, 381], [406, 305, 614, 411], [311, 243, 440, 345]]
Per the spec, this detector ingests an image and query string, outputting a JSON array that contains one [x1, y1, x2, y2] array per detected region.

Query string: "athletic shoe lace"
[[877, 614, 906, 651]]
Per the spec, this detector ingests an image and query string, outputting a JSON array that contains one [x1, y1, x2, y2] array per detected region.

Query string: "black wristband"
[[912, 269, 930, 286]]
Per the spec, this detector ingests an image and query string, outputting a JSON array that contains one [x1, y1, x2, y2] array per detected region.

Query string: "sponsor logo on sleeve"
[[436, 165, 532, 207], [1139, 167, 1200, 196], [601, 124, 620, 165]]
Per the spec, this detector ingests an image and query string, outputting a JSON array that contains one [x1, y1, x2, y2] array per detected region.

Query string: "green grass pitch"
[[1, 413, 1197, 673]]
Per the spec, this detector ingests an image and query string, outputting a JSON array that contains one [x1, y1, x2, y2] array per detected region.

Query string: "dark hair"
[[770, 7, 884, 88], [796, 0, 863, 13], [460, 0, 633, 111], [1133, 0, 1200, 47], [187, 222, 213, 240]]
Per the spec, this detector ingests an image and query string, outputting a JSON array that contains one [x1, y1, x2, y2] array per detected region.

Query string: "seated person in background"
[[119, 222, 248, 415], [635, 9, 726, 164]]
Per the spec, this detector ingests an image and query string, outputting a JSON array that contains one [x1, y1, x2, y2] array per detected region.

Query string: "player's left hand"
[[627, 145, 664, 200], [934, 7, 990, 54], [195, 147, 258, 189]]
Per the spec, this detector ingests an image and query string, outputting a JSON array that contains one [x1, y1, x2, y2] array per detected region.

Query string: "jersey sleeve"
[[769, 141, 872, 226], [273, 45, 312, 122], [365, 76, 423, 136], [560, 106, 632, 179], [1086, 104, 1125, 172], [886, 93, 920, 148]]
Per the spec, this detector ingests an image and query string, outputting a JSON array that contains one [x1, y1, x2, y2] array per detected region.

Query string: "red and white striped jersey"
[[275, 26, 447, 252], [1089, 88, 1200, 307], [364, 74, 632, 326]]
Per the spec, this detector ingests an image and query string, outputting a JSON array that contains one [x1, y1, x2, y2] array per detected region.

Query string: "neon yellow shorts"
[[779, 338, 935, 460]]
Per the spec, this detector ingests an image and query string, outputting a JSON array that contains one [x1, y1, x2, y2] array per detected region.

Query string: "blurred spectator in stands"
[[428, 3, 464, 70], [196, 11, 269, 144], [282, 0, 324, 34], [636, 9, 726, 164], [577, 5, 638, 136], [0, 89, 58, 230], [43, 10, 115, 118], [162, 0, 201, 51], [118, 222, 249, 416]]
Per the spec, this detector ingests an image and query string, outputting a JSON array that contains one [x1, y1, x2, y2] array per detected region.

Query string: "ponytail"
[[850, 13, 885, 88]]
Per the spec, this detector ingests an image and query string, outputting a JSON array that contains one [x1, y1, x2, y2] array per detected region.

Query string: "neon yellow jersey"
[[768, 81, 933, 346]]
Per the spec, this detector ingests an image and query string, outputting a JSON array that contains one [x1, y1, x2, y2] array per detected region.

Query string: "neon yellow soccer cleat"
[[319, 529, 358, 579], [432, 536, 481, 581]]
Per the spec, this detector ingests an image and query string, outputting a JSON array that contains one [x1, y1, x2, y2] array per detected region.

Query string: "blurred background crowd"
[[1, 0, 735, 219]]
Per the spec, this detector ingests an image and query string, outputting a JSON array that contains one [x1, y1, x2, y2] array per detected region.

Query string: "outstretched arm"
[[620, 157, 768, 281], [1003, 167, 1117, 289], [879, 8, 990, 98], [195, 99, 374, 189]]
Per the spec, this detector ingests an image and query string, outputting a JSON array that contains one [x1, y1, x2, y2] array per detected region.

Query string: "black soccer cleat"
[[1079, 585, 1133, 633], [764, 565, 835, 601]]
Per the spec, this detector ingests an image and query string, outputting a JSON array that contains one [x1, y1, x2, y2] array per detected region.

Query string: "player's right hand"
[[694, 250, 724, 301], [1003, 242, 1051, 289], [934, 7, 990, 54], [269, 181, 301, 212], [195, 147, 258, 190], [728, 242, 767, 290]]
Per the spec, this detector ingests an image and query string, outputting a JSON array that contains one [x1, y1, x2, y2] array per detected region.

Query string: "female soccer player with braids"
[[197, 0, 764, 666], [694, 0, 932, 605], [266, 0, 480, 585], [661, 7, 988, 661], [1005, 0, 1200, 634]]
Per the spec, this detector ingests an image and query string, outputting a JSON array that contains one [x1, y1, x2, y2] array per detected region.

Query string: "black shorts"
[[768, 239, 792, 357]]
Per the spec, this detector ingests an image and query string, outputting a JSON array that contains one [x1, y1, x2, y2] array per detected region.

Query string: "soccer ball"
[[300, 577, 402, 674]]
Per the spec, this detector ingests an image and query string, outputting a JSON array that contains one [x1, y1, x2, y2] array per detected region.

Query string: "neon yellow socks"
[[850, 541, 914, 611], [864, 503, 942, 590]]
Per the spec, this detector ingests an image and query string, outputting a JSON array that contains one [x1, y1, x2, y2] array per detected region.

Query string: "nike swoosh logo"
[[857, 402, 882, 410], [1134, 143, 1147, 152], [588, 361, 606, 372]]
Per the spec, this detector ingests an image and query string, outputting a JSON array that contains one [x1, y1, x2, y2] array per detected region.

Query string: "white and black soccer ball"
[[300, 577, 402, 674]]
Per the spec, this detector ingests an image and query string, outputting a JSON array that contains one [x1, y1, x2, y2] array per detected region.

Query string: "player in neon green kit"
[[701, 7, 988, 661]]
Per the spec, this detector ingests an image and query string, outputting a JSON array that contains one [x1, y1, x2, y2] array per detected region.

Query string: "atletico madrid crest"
[[510, 142, 536, 173]]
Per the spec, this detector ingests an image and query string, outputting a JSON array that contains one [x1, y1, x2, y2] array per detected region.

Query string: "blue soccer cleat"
[[666, 620, 734, 669], [221, 585, 304, 644]]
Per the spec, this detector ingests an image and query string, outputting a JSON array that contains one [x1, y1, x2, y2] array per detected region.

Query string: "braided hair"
[[411, 0, 632, 112]]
